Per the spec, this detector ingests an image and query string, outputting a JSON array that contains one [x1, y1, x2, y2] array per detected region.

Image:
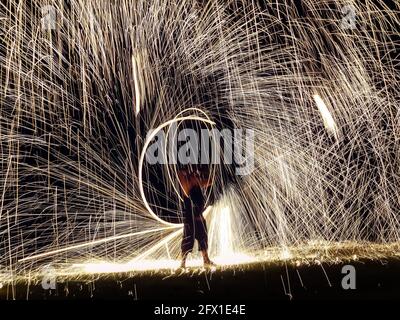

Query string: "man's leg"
[[180, 251, 189, 268], [200, 249, 215, 266], [181, 222, 194, 268], [195, 216, 216, 267]]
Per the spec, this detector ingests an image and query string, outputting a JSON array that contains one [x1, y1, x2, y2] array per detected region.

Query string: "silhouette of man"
[[177, 167, 215, 268]]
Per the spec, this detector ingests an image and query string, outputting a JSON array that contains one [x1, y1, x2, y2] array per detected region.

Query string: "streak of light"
[[313, 94, 338, 138]]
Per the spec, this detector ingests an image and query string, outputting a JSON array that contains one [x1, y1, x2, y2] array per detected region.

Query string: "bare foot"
[[203, 260, 216, 267]]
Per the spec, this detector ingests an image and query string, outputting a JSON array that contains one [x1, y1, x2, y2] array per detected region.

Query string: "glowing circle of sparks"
[[138, 114, 216, 227]]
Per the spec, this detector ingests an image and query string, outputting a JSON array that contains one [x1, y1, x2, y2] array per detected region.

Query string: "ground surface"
[[1, 258, 399, 300]]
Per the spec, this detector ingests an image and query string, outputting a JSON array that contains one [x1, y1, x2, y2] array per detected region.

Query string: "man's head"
[[178, 165, 209, 180]]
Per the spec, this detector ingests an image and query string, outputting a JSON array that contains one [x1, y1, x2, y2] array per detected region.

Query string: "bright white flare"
[[313, 94, 338, 138], [132, 53, 142, 116], [218, 207, 234, 257]]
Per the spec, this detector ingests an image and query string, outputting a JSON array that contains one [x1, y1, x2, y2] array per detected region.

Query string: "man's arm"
[[196, 170, 213, 188], [177, 170, 191, 196]]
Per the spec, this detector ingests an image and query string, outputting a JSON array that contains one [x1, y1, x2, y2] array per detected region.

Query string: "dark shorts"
[[181, 215, 208, 254]]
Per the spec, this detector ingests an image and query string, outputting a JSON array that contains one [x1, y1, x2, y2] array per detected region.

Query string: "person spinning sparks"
[[177, 166, 216, 268]]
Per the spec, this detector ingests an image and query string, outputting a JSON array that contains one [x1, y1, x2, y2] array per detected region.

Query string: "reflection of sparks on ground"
[[2, 242, 400, 283], [72, 241, 400, 277], [75, 254, 254, 275]]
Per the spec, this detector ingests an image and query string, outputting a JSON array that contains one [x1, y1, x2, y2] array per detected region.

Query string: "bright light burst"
[[0, 0, 400, 283], [313, 94, 338, 139]]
